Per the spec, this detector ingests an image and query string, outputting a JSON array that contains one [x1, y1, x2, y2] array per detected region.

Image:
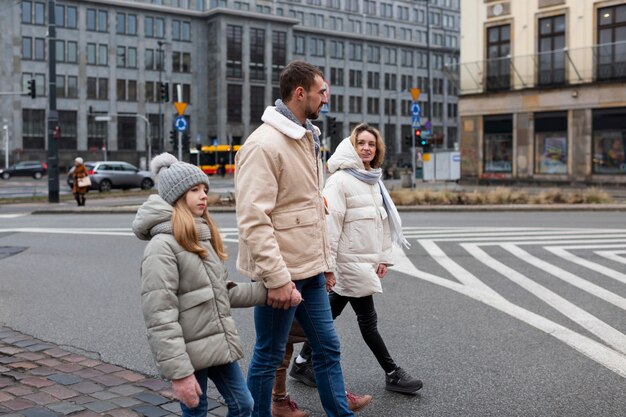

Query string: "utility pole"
[[3, 125, 8, 169], [157, 41, 165, 154], [47, 0, 59, 203]]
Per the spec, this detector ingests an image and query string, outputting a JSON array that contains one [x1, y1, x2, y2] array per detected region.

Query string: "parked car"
[[0, 161, 47, 179], [67, 161, 154, 192]]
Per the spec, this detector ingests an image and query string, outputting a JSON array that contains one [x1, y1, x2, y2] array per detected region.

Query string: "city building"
[[0, 0, 460, 171], [456, 0, 626, 186]]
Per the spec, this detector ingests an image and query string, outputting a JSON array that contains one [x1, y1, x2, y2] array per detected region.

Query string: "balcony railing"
[[444, 41, 626, 95]]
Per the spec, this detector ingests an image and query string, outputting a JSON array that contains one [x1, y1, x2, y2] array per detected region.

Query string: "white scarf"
[[345, 168, 410, 248]]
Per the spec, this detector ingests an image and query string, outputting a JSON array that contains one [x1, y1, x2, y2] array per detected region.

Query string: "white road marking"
[[390, 246, 626, 379], [596, 250, 626, 265], [500, 243, 626, 310], [545, 246, 626, 285], [0, 213, 28, 218]]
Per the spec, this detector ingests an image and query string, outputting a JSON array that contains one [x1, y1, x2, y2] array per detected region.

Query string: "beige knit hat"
[[150, 153, 209, 205]]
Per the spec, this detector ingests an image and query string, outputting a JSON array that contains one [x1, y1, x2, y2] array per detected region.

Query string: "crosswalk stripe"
[[596, 250, 626, 265], [545, 246, 626, 285]]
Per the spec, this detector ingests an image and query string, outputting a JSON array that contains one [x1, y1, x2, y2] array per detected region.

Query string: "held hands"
[[268, 282, 302, 309], [324, 271, 336, 292], [172, 374, 202, 409], [376, 264, 388, 279]]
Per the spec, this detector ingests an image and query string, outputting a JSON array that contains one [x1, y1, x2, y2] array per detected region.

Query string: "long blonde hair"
[[171, 197, 228, 261]]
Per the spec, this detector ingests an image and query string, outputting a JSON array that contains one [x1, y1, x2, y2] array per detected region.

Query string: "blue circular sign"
[[174, 116, 188, 132]]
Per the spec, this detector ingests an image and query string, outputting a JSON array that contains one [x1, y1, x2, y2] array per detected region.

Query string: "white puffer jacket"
[[325, 138, 393, 298]]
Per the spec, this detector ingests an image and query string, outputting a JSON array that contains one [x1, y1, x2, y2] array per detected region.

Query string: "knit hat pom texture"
[[151, 153, 209, 205]]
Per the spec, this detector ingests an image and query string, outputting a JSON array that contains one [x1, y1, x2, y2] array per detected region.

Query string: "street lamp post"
[[47, 0, 59, 203], [3, 125, 8, 169]]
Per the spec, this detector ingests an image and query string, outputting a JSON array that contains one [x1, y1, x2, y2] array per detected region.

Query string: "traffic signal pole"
[[47, 0, 59, 203]]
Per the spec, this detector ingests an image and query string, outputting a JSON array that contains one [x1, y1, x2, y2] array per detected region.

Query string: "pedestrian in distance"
[[71, 157, 88, 206], [290, 124, 423, 395], [132, 153, 298, 417], [235, 60, 358, 417]]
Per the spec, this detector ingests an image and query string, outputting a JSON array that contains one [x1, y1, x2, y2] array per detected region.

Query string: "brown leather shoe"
[[346, 391, 373, 412], [272, 395, 310, 417]]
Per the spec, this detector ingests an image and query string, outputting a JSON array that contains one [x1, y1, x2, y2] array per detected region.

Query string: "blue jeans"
[[181, 362, 254, 417], [247, 273, 353, 417]]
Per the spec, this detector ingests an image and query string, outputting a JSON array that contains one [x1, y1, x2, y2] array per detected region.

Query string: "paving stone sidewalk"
[[0, 327, 227, 417]]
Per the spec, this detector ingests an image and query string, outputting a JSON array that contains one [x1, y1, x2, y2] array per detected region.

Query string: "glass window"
[[272, 31, 286, 82], [98, 10, 108, 32], [182, 22, 191, 40], [98, 78, 108, 100], [128, 14, 137, 35], [117, 12, 126, 34], [87, 9, 96, 31], [34, 2, 45, 25], [486, 25, 511, 91], [34, 38, 45, 60], [67, 6, 77, 28], [55, 5, 65, 27], [172, 51, 181, 72], [87, 43, 96, 64], [22, 37, 32, 59], [145, 49, 154, 70], [128, 80, 137, 101], [22, 1, 32, 24], [56, 75, 65, 97], [227, 25, 243, 79], [98, 44, 108, 65], [128, 47, 137, 68], [250, 28, 265, 81], [182, 52, 190, 72], [592, 108, 626, 174], [87, 77, 97, 99], [117, 46, 126, 67], [534, 112, 568, 174], [155, 18, 165, 38], [145, 17, 154, 37], [68, 76, 78, 98], [172, 20, 181, 40], [22, 109, 46, 149], [227, 84, 242, 122], [56, 40, 65, 62], [67, 41, 77, 62], [484, 115, 513, 173], [117, 79, 126, 101], [250, 86, 265, 122], [537, 15, 566, 86], [597, 4, 626, 80]]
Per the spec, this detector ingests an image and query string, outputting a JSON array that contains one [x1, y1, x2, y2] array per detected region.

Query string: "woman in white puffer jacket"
[[294, 123, 423, 395]]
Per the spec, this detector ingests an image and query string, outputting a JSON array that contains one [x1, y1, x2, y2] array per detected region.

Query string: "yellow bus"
[[190, 145, 241, 175]]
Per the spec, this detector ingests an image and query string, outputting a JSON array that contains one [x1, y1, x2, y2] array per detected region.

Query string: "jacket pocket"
[[344, 207, 377, 254], [178, 287, 219, 339], [271, 206, 320, 267]]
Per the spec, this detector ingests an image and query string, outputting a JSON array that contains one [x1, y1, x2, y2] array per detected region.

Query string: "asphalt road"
[[0, 211, 625, 416]]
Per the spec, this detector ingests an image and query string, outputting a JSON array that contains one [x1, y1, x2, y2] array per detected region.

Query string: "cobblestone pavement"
[[0, 327, 228, 417]]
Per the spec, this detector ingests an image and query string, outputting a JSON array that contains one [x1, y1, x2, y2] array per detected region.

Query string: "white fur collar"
[[261, 106, 321, 140]]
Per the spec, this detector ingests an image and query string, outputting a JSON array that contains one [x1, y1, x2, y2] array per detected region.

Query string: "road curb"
[[29, 203, 626, 215]]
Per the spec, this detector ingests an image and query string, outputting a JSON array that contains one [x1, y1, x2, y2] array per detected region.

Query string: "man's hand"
[[172, 374, 201, 409], [267, 282, 295, 309], [324, 271, 336, 292], [376, 264, 388, 279]]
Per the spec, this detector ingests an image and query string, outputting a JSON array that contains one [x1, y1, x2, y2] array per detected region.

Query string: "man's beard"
[[305, 105, 321, 120]]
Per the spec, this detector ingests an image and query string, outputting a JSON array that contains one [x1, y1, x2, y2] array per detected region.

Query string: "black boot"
[[74, 194, 81, 206]]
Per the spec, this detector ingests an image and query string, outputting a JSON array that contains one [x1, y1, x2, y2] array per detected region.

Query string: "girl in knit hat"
[[72, 157, 89, 206], [132, 153, 302, 417]]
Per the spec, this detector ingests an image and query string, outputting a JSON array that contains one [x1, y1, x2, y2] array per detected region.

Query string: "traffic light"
[[27, 79, 36, 99], [52, 125, 61, 140], [404, 136, 411, 147], [169, 130, 176, 146], [160, 82, 169, 102], [327, 116, 337, 138]]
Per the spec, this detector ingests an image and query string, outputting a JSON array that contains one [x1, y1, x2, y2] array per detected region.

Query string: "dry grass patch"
[[392, 186, 614, 205]]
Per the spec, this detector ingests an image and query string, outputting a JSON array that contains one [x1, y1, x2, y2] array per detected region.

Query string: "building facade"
[[456, 0, 626, 186], [0, 0, 459, 170]]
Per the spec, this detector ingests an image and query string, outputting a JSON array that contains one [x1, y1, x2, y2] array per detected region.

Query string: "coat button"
[[295, 217, 300, 224]]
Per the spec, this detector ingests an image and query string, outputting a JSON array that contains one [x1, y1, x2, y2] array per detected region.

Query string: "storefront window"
[[484, 115, 513, 173], [593, 108, 626, 174], [535, 112, 567, 174]]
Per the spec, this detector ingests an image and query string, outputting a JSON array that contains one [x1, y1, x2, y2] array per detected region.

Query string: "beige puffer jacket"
[[325, 138, 393, 298], [132, 195, 267, 380], [235, 106, 332, 289]]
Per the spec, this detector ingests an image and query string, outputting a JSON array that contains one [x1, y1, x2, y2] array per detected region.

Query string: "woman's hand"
[[376, 264, 388, 279], [290, 287, 302, 307], [324, 271, 336, 292], [172, 374, 202, 408]]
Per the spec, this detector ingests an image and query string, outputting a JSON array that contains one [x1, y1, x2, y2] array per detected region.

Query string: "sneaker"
[[346, 391, 373, 412], [272, 395, 310, 417], [289, 359, 317, 387], [385, 367, 423, 394]]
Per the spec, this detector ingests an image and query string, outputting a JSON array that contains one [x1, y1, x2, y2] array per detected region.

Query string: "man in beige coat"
[[235, 61, 355, 417]]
